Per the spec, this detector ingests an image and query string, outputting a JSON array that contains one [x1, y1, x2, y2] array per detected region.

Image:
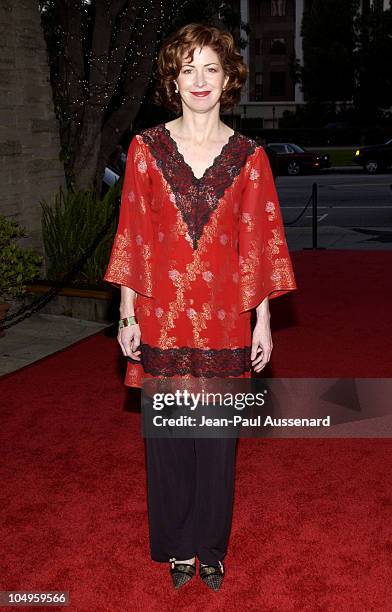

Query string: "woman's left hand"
[[251, 318, 273, 373]]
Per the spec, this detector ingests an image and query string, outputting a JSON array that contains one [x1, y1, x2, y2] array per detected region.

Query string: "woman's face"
[[175, 45, 229, 112]]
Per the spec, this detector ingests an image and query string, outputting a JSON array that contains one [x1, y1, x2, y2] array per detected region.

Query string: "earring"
[[174, 82, 179, 93]]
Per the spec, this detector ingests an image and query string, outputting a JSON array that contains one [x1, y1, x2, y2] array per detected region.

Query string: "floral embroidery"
[[104, 130, 297, 389], [190, 302, 212, 349], [105, 229, 132, 286], [132, 343, 252, 377], [140, 123, 257, 250], [267, 229, 284, 258], [265, 201, 275, 212], [137, 157, 147, 174], [241, 212, 252, 224], [250, 167, 260, 181], [240, 212, 255, 232], [270, 258, 296, 285], [265, 200, 276, 221], [168, 269, 180, 281]]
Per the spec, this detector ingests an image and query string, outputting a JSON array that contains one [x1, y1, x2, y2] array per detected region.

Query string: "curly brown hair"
[[153, 23, 248, 115]]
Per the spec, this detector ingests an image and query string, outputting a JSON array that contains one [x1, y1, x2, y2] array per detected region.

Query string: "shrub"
[[40, 183, 120, 285], [0, 216, 43, 302]]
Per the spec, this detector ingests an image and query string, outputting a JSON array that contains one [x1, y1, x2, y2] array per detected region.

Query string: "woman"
[[103, 23, 297, 591]]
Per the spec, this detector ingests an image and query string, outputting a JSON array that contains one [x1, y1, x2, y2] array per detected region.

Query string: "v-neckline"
[[162, 123, 238, 183]]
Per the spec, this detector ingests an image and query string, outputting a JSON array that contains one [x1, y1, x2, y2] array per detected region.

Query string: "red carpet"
[[1, 250, 392, 611]]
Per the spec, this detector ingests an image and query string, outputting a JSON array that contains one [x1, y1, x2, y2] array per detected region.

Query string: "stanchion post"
[[304, 182, 325, 250], [312, 182, 317, 249]]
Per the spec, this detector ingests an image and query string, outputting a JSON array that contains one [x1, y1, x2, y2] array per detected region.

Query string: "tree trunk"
[[72, 108, 103, 190], [68, 1, 167, 190]]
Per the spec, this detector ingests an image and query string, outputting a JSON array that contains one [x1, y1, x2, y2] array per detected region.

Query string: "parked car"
[[101, 147, 127, 196], [353, 138, 392, 173], [264, 143, 331, 176], [324, 121, 352, 130]]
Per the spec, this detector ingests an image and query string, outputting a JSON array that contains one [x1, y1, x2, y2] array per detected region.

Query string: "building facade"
[[0, 0, 65, 259], [237, 0, 391, 127], [238, 0, 305, 127]]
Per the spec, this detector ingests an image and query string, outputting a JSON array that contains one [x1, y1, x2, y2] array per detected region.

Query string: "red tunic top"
[[103, 122, 297, 388]]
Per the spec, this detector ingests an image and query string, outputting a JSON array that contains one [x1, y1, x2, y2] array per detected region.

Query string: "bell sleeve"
[[103, 134, 155, 297], [238, 145, 297, 313]]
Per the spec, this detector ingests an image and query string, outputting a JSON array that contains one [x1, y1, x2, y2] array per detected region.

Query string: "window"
[[268, 144, 287, 154], [290, 143, 305, 153], [369, 0, 384, 11], [270, 71, 286, 97], [255, 71, 263, 101], [271, 0, 286, 16], [270, 38, 286, 54], [255, 38, 261, 55]]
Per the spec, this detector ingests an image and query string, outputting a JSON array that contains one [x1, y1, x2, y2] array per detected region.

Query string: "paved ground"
[[285, 225, 392, 251], [278, 172, 392, 219], [0, 314, 110, 378], [279, 170, 392, 250], [1, 168, 391, 378]]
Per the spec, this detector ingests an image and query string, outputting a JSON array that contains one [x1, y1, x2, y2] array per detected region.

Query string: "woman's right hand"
[[118, 324, 141, 361]]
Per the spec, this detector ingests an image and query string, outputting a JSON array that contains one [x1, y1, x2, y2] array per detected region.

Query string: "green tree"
[[301, 0, 359, 105], [39, 1, 246, 191], [40, 1, 180, 190], [353, 7, 392, 121]]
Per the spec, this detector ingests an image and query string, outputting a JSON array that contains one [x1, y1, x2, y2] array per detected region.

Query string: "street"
[[277, 172, 392, 228]]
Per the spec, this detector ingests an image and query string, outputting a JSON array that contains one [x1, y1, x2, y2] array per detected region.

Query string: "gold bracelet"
[[118, 315, 138, 329]]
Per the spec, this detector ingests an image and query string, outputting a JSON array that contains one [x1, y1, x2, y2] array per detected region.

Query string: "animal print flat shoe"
[[169, 557, 196, 589], [199, 560, 224, 591]]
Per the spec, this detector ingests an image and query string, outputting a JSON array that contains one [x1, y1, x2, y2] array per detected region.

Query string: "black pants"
[[144, 436, 238, 565]]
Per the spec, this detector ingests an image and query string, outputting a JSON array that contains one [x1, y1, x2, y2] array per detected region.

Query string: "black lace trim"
[[140, 123, 257, 250], [127, 343, 251, 377]]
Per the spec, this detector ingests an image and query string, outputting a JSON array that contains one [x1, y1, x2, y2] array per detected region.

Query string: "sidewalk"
[[286, 225, 392, 251], [1, 225, 391, 379], [0, 314, 110, 377], [326, 166, 360, 172]]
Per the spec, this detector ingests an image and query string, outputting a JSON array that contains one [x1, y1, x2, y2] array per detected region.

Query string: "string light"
[[38, 0, 204, 182], [39, 0, 220, 184]]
